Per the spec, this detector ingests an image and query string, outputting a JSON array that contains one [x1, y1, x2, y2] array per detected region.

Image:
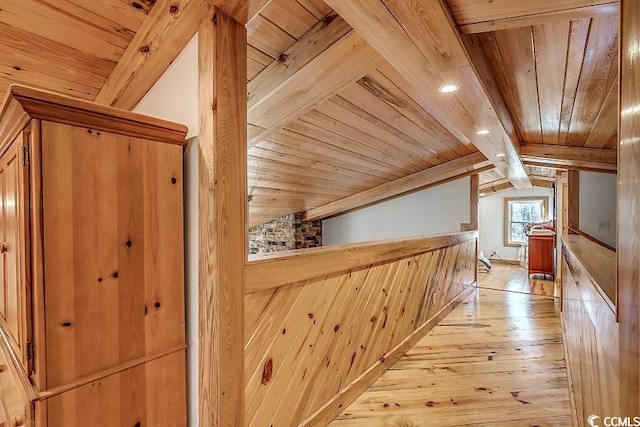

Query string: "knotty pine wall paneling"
[[245, 237, 477, 426], [618, 0, 640, 418], [561, 237, 618, 426]]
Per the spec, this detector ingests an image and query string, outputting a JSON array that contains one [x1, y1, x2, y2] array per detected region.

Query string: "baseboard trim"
[[300, 283, 477, 427]]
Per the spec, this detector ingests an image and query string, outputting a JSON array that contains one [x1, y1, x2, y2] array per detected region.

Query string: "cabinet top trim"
[[0, 85, 188, 152]]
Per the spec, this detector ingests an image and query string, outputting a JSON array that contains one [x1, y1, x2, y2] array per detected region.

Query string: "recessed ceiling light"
[[438, 84, 459, 93], [496, 153, 506, 157], [476, 129, 490, 135]]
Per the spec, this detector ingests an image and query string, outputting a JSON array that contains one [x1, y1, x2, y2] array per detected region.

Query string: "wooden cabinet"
[[528, 232, 555, 279], [0, 85, 188, 426], [0, 134, 31, 372]]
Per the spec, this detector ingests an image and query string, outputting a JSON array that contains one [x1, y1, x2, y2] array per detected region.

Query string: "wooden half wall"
[[244, 231, 478, 426], [561, 235, 618, 425]]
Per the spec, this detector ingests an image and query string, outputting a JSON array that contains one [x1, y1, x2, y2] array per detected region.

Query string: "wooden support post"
[[198, 6, 247, 427], [567, 170, 579, 232], [470, 174, 479, 230], [619, 0, 640, 417], [461, 174, 479, 231]]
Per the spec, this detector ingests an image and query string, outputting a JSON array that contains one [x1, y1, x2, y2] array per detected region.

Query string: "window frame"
[[503, 196, 549, 247]]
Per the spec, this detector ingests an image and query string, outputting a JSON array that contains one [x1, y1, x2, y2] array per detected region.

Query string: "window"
[[504, 197, 548, 246]]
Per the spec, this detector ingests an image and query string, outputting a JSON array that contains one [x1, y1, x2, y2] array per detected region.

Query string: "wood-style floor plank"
[[331, 265, 571, 426]]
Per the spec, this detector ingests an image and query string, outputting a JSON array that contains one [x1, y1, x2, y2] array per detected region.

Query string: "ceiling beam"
[[520, 143, 617, 172], [248, 12, 349, 111], [449, 0, 617, 34], [95, 0, 209, 110], [479, 175, 552, 196], [325, 0, 531, 189], [303, 152, 492, 221], [479, 178, 513, 196], [532, 178, 554, 188], [213, 0, 272, 24], [460, 30, 518, 145], [247, 21, 380, 147], [530, 175, 557, 182]]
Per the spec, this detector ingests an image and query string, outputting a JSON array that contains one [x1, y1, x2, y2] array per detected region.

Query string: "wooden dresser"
[[528, 231, 555, 279], [0, 85, 187, 426]]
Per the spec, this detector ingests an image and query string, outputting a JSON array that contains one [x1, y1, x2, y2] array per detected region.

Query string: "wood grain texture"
[[563, 235, 616, 305], [460, 33, 518, 146], [247, 12, 350, 111], [0, 0, 149, 98], [534, 21, 570, 145], [0, 327, 36, 427], [521, 143, 617, 171], [247, 29, 381, 147], [0, 134, 31, 371], [493, 26, 541, 143], [302, 152, 491, 222], [247, 64, 479, 226], [43, 350, 187, 427], [216, 0, 272, 24], [0, 85, 188, 426], [531, 178, 554, 188], [198, 7, 247, 427], [304, 285, 476, 427], [528, 234, 555, 278], [0, 85, 188, 152], [40, 121, 185, 389], [470, 13, 618, 152], [0, 21, 112, 100], [245, 238, 477, 426], [560, 18, 591, 146], [95, 0, 209, 110], [566, 14, 618, 147], [618, 0, 640, 417], [449, 0, 618, 34], [324, 0, 530, 189], [562, 237, 619, 424], [460, 173, 479, 231], [246, 0, 339, 79], [479, 179, 514, 197], [568, 170, 580, 232], [246, 231, 477, 293], [332, 274, 571, 426]]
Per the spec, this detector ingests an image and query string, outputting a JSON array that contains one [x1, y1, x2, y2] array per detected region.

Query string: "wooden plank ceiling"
[[0, 0, 620, 228]]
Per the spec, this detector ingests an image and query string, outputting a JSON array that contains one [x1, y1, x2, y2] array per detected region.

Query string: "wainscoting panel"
[[244, 236, 477, 426]]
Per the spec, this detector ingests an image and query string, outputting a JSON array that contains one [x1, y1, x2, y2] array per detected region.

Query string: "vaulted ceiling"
[[0, 0, 619, 227]]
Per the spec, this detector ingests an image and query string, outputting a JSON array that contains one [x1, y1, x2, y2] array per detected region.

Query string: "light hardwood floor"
[[479, 263, 560, 298], [330, 265, 572, 426]]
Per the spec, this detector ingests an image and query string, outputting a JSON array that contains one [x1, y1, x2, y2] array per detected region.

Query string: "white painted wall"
[[479, 187, 553, 261], [323, 177, 470, 245], [134, 35, 198, 138], [579, 171, 617, 248], [134, 36, 199, 426]]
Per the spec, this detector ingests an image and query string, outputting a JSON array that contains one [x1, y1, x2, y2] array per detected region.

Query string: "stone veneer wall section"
[[249, 212, 322, 254]]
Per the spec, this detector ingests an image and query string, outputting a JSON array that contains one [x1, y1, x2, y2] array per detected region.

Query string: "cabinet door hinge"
[[26, 341, 34, 361], [22, 146, 30, 166]]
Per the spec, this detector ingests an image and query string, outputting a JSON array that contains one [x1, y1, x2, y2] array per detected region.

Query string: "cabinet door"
[[0, 133, 31, 369]]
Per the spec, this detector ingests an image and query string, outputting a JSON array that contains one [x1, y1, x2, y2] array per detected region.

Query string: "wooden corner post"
[[198, 5, 247, 427], [567, 170, 579, 231], [460, 173, 479, 232], [619, 0, 640, 417]]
